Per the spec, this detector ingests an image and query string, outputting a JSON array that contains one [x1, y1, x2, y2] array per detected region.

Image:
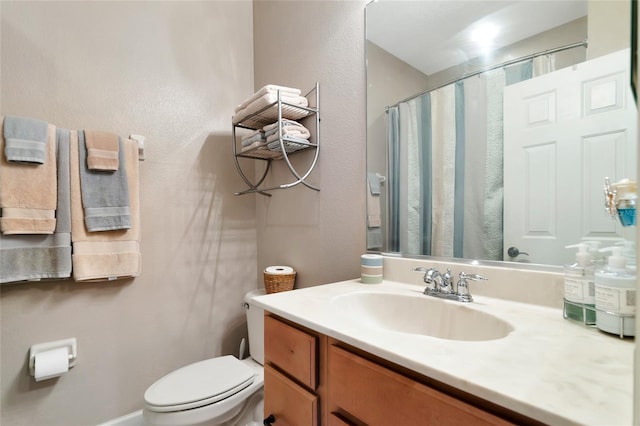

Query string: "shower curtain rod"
[[386, 39, 588, 109]]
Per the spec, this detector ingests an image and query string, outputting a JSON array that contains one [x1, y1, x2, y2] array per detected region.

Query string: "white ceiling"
[[366, 0, 588, 76]]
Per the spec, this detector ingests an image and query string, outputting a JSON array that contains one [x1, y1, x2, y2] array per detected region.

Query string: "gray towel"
[[78, 130, 131, 232], [0, 128, 72, 283], [3, 115, 49, 164]]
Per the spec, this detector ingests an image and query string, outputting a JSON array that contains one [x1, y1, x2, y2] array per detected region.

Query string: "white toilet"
[[142, 289, 266, 426]]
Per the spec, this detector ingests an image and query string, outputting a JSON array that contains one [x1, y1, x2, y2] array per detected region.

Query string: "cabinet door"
[[264, 315, 318, 389], [264, 364, 318, 426], [328, 345, 513, 426]]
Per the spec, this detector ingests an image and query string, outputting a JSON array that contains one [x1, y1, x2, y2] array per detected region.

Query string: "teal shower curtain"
[[388, 59, 538, 260]]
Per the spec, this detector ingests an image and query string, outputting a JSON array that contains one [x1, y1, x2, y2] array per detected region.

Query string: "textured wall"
[[0, 2, 255, 424], [252, 0, 368, 289]]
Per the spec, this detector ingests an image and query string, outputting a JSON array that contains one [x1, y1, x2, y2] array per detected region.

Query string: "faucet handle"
[[456, 272, 487, 302]]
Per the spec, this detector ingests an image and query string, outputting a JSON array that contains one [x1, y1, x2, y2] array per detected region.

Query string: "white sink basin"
[[331, 291, 514, 341]]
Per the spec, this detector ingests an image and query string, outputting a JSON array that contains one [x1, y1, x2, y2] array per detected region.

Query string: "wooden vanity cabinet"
[[327, 344, 515, 426], [263, 314, 328, 426], [264, 313, 536, 426]]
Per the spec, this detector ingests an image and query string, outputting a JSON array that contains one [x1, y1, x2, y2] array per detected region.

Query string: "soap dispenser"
[[594, 247, 636, 337], [615, 240, 636, 271], [563, 244, 595, 324], [583, 240, 604, 267]]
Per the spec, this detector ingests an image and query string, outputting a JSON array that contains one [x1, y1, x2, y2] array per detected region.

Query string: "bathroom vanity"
[[254, 274, 634, 426], [264, 313, 524, 425]]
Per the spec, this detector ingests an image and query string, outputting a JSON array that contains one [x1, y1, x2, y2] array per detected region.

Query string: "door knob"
[[507, 246, 529, 257]]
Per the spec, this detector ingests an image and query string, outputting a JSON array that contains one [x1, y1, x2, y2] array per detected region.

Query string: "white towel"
[[240, 130, 266, 147], [232, 93, 309, 125], [266, 129, 310, 144], [264, 119, 310, 143], [234, 85, 302, 113], [263, 119, 306, 133]]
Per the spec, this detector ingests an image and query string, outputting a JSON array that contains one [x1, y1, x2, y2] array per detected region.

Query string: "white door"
[[504, 49, 637, 265]]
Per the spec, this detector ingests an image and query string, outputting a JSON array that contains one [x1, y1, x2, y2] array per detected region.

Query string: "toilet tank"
[[244, 289, 265, 365]]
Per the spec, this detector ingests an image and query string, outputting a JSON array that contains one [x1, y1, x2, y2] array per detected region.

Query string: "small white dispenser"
[[29, 338, 77, 382], [594, 247, 636, 338], [563, 243, 596, 325]]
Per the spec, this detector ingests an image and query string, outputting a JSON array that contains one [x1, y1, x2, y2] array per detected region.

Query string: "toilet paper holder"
[[28, 338, 77, 377]]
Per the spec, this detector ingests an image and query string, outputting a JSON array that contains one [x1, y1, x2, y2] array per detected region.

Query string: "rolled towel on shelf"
[[3, 115, 49, 164], [234, 84, 302, 113], [0, 116, 57, 235], [84, 130, 119, 171]]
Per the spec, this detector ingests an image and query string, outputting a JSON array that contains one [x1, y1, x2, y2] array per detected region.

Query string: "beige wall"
[[1, 0, 368, 424], [588, 0, 631, 60], [1, 2, 256, 425], [252, 1, 367, 288]]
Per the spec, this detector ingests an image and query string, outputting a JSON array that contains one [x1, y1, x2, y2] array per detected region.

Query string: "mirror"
[[366, 0, 637, 267]]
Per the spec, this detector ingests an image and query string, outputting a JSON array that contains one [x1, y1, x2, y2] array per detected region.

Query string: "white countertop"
[[252, 279, 634, 426]]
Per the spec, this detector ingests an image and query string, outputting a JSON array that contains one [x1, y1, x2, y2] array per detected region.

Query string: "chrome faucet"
[[413, 267, 487, 302]]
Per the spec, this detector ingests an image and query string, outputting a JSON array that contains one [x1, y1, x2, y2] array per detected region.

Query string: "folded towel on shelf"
[[232, 93, 309, 125], [3, 115, 49, 164], [267, 135, 309, 153], [234, 84, 302, 113], [0, 128, 72, 283], [79, 131, 131, 232], [84, 130, 119, 171], [70, 131, 141, 281], [240, 129, 266, 147], [266, 129, 310, 144], [263, 118, 306, 133], [0, 116, 57, 234], [263, 119, 311, 144]]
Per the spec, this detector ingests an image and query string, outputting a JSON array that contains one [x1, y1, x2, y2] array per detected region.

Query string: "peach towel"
[[85, 130, 119, 171], [69, 130, 141, 281], [0, 117, 57, 234]]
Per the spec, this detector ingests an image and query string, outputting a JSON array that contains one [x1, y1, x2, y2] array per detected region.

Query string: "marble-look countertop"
[[252, 279, 634, 426]]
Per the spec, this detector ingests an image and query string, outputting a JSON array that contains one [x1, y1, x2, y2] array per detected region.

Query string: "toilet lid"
[[144, 355, 255, 412]]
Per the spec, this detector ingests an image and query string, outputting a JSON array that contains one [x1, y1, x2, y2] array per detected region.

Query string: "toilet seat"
[[144, 355, 255, 413]]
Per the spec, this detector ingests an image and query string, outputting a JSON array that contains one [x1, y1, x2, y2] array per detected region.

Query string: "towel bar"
[[129, 134, 145, 161]]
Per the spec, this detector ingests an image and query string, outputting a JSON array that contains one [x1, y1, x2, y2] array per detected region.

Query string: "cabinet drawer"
[[264, 364, 318, 426], [264, 315, 318, 389], [328, 345, 513, 426], [328, 413, 355, 426]]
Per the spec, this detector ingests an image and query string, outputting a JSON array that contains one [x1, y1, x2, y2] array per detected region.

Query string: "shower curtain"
[[388, 56, 553, 260]]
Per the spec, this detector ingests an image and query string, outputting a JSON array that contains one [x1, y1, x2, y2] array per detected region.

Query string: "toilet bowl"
[[142, 289, 266, 426]]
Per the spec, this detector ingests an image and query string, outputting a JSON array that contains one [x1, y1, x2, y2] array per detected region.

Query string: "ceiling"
[[366, 0, 588, 76]]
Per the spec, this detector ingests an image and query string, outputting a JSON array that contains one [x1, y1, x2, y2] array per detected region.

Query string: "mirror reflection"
[[366, 0, 637, 267]]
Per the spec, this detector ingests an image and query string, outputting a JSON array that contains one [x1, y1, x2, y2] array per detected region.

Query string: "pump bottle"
[[594, 247, 636, 337], [563, 244, 595, 324]]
